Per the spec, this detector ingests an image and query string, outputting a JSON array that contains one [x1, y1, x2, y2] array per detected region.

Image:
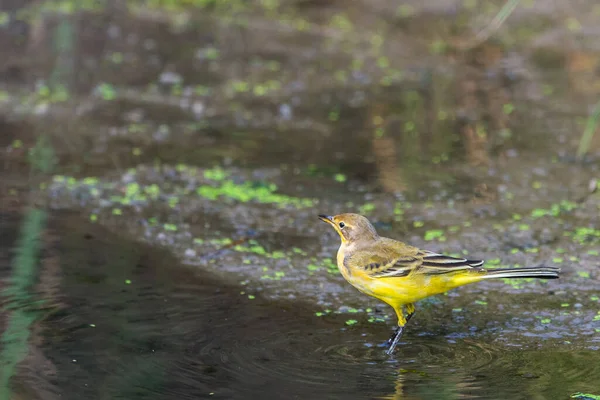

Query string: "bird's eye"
[[339, 222, 345, 228]]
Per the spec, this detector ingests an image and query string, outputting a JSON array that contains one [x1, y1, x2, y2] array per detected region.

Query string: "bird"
[[318, 213, 560, 355]]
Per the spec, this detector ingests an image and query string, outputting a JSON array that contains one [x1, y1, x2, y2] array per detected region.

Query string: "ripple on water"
[[177, 319, 510, 399], [18, 215, 600, 400], [188, 326, 385, 393]]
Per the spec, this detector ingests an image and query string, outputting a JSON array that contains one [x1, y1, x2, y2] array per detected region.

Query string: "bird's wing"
[[408, 250, 484, 275], [348, 241, 484, 279]]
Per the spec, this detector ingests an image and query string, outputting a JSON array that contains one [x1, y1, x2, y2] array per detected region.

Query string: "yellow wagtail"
[[318, 213, 560, 355]]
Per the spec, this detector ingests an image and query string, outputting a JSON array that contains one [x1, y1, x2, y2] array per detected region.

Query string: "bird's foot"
[[385, 326, 404, 356], [386, 327, 401, 345]]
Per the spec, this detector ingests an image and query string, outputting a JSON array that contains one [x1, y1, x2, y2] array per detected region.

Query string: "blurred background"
[[1, 0, 600, 399]]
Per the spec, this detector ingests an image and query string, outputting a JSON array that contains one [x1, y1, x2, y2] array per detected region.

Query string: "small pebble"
[[184, 249, 196, 258]]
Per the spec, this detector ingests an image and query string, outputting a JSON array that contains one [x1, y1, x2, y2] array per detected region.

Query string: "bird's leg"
[[387, 326, 402, 344], [386, 304, 417, 355], [405, 303, 416, 322], [386, 308, 407, 355], [386, 326, 404, 355]]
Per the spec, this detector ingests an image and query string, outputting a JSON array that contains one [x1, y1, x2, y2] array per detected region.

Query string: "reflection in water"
[[369, 101, 406, 194], [0, 209, 47, 400]]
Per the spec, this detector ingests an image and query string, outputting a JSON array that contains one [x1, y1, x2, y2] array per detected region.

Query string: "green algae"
[[334, 173, 347, 183], [501, 277, 535, 289], [234, 244, 267, 255], [315, 309, 332, 317], [518, 224, 530, 231], [367, 316, 387, 323], [163, 223, 178, 232], [260, 271, 286, 281], [571, 393, 600, 400], [306, 258, 339, 275], [567, 227, 600, 245], [51, 167, 314, 212], [531, 200, 578, 218], [358, 202, 376, 215], [231, 242, 290, 261], [210, 238, 232, 246], [447, 225, 460, 233], [322, 258, 339, 275], [197, 180, 314, 207], [424, 229, 446, 242], [203, 166, 229, 181], [292, 247, 307, 256]]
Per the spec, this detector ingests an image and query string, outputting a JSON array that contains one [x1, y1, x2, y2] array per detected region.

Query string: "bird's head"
[[318, 213, 379, 245]]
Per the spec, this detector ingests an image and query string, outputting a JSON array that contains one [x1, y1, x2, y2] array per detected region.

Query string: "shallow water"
[[2, 212, 599, 400], [2, 1, 600, 399]]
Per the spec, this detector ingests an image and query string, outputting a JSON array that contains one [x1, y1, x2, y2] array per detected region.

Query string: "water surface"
[[1, 1, 600, 399]]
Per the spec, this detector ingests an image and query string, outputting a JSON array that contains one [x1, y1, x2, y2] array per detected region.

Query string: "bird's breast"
[[336, 247, 352, 278]]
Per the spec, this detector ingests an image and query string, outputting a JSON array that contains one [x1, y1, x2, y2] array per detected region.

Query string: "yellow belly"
[[342, 267, 484, 308]]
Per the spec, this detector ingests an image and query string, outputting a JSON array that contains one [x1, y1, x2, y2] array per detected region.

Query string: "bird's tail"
[[482, 266, 560, 280]]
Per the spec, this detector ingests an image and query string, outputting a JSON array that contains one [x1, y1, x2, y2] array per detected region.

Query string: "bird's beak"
[[318, 214, 334, 224], [318, 214, 346, 242]]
